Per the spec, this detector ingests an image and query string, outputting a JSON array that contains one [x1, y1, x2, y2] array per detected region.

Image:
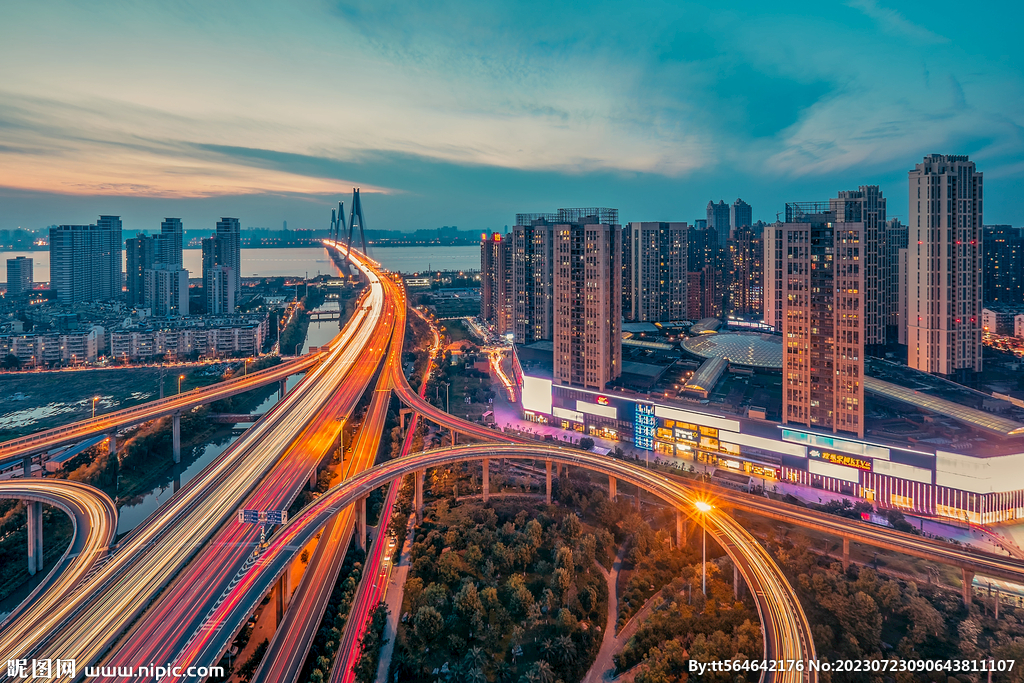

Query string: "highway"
[[0, 479, 116, 629], [0, 352, 322, 469], [173, 443, 816, 683], [0, 252, 386, 675]]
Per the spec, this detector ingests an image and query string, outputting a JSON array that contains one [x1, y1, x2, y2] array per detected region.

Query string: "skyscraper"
[[512, 215, 556, 344], [830, 186, 886, 353], [6, 256, 33, 298], [552, 208, 621, 390], [206, 265, 236, 314], [779, 201, 864, 438], [480, 232, 513, 335], [731, 198, 752, 233], [727, 225, 763, 316], [686, 225, 722, 318], [160, 218, 184, 267], [49, 216, 122, 304], [623, 222, 687, 322], [884, 218, 909, 341], [216, 217, 241, 295], [907, 154, 983, 382], [983, 225, 1022, 305], [144, 265, 189, 317], [706, 200, 730, 247], [125, 235, 159, 307], [763, 222, 784, 331]]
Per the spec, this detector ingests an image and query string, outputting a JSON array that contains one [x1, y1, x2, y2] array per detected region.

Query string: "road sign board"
[[238, 509, 288, 525]]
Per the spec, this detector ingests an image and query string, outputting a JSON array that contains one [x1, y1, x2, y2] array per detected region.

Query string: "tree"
[[578, 437, 594, 451], [554, 635, 577, 665], [532, 661, 556, 683], [413, 605, 444, 644], [2, 354, 20, 369]]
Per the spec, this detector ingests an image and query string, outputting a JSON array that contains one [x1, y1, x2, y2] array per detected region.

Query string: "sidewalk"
[[374, 527, 415, 683]]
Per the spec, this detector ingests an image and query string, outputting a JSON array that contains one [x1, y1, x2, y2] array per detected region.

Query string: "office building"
[[727, 225, 763, 316], [623, 222, 687, 322], [215, 217, 242, 295], [907, 154, 983, 382], [512, 215, 556, 344], [779, 201, 864, 438], [144, 265, 189, 317], [49, 216, 122, 304], [884, 219, 909, 342], [830, 186, 886, 353], [480, 232, 513, 335], [552, 208, 622, 390], [206, 265, 236, 314], [731, 198, 752, 233], [160, 218, 184, 267], [706, 200, 731, 247], [983, 225, 1022, 306], [6, 256, 33, 298]]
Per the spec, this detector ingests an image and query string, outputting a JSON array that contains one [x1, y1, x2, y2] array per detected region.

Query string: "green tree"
[[413, 605, 444, 644]]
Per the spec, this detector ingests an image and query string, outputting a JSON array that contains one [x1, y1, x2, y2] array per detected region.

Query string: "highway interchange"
[[4, 242, 1023, 682]]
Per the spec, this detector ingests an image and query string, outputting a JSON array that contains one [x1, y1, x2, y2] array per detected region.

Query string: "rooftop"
[[681, 332, 782, 369]]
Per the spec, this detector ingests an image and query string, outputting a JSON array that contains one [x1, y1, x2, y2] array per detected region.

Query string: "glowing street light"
[[695, 500, 713, 596], [179, 374, 185, 394], [244, 358, 251, 376], [92, 396, 99, 419]]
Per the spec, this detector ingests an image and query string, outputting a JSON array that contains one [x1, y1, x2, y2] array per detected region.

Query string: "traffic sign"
[[238, 509, 288, 525]]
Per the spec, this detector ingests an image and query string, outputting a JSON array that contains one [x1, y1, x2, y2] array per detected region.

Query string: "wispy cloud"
[[846, 0, 949, 44]]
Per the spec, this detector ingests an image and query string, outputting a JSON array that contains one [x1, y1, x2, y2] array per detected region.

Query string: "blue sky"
[[0, 0, 1021, 232]]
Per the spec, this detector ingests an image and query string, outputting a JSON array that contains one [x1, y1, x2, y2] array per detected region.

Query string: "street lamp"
[[295, 343, 302, 356], [92, 396, 99, 419], [244, 358, 250, 376], [178, 374, 185, 394], [695, 500, 713, 596], [442, 381, 450, 413]]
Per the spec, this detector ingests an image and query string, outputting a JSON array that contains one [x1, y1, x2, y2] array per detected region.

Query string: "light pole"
[[92, 397, 99, 419], [295, 343, 302, 356], [244, 358, 250, 376], [178, 374, 185, 394], [442, 381, 450, 413], [695, 500, 712, 596]]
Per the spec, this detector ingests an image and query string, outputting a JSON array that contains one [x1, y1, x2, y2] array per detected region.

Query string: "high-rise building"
[[830, 186, 886, 353], [206, 265, 236, 314], [144, 265, 189, 317], [727, 225, 763, 316], [706, 200, 730, 247], [215, 217, 241, 295], [623, 222, 687, 322], [686, 267, 720, 320], [49, 216, 122, 304], [763, 222, 784, 331], [693, 219, 708, 230], [125, 235, 159, 307], [983, 225, 1022, 305], [512, 216, 556, 344], [779, 201, 865, 438], [6, 256, 33, 298], [160, 218, 184, 267], [552, 208, 621, 390], [731, 198, 752, 233], [480, 232, 513, 335], [884, 219, 909, 341], [907, 154, 983, 382]]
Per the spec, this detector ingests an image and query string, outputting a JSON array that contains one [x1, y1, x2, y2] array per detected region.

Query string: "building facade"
[[623, 222, 687, 322], [49, 217, 123, 304], [731, 198, 752, 232], [160, 218, 184, 267], [206, 264, 236, 314], [831, 186, 886, 353], [480, 232, 513, 335], [706, 200, 731, 247], [143, 265, 189, 317], [983, 225, 1022, 306], [907, 154, 984, 382], [6, 256, 33, 298], [884, 219, 909, 342], [512, 216, 556, 344], [727, 225, 763, 316]]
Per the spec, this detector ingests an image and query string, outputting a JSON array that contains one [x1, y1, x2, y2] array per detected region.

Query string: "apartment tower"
[[49, 216, 123, 304], [480, 232, 513, 335], [623, 222, 687, 322]]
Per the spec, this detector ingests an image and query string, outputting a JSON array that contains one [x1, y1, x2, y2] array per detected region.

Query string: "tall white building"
[[49, 217, 123, 304], [623, 222, 687, 322], [215, 217, 242, 296], [831, 186, 886, 353], [6, 256, 33, 298], [512, 216, 556, 344], [907, 154, 983, 382], [763, 222, 784, 331], [206, 265, 236, 314], [144, 265, 189, 317]]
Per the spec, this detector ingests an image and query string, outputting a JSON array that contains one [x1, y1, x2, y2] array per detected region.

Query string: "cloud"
[[846, 0, 949, 44]]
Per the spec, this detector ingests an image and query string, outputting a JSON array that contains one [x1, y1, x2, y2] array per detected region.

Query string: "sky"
[[0, 0, 1021, 233]]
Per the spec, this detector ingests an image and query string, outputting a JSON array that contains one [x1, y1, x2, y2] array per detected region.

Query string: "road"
[[0, 352, 321, 469], [173, 444, 817, 683], [91, 253, 397, 678], [0, 254, 386, 677], [0, 479, 116, 629]]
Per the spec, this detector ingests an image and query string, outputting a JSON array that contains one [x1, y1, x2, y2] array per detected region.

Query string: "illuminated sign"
[[808, 449, 871, 471], [634, 403, 656, 450], [674, 428, 699, 442], [596, 396, 610, 406]]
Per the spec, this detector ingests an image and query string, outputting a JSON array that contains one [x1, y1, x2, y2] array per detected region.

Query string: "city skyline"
[[1, 1, 1023, 232]]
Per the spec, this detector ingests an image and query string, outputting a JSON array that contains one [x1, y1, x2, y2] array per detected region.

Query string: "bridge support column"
[[609, 476, 617, 502], [108, 434, 117, 456], [172, 413, 181, 464], [734, 563, 742, 600], [676, 511, 684, 548], [545, 460, 552, 505], [962, 568, 975, 607], [279, 379, 287, 400], [414, 469, 424, 521], [842, 537, 850, 571], [275, 575, 285, 625], [356, 496, 367, 552], [22, 455, 32, 478], [400, 409, 412, 437], [309, 465, 318, 491], [482, 458, 489, 503], [27, 501, 41, 576]]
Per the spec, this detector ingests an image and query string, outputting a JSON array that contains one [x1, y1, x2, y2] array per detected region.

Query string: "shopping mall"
[[511, 329, 1024, 525]]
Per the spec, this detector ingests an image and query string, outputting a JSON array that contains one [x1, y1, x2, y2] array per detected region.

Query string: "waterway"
[[0, 245, 479, 284]]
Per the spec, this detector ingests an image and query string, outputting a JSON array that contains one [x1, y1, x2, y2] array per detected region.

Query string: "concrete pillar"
[[734, 563, 741, 600], [356, 496, 367, 552], [22, 455, 32, 478], [309, 465, 318, 490], [275, 577, 285, 624], [676, 511, 684, 548], [842, 537, 850, 571], [451, 431, 457, 447], [482, 458, 490, 503], [27, 500, 39, 576], [108, 434, 117, 456], [545, 460, 552, 505], [609, 475, 617, 501], [279, 379, 287, 400], [414, 469, 424, 520], [400, 409, 412, 436], [33, 503, 42, 565], [172, 413, 181, 464], [962, 568, 975, 607]]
